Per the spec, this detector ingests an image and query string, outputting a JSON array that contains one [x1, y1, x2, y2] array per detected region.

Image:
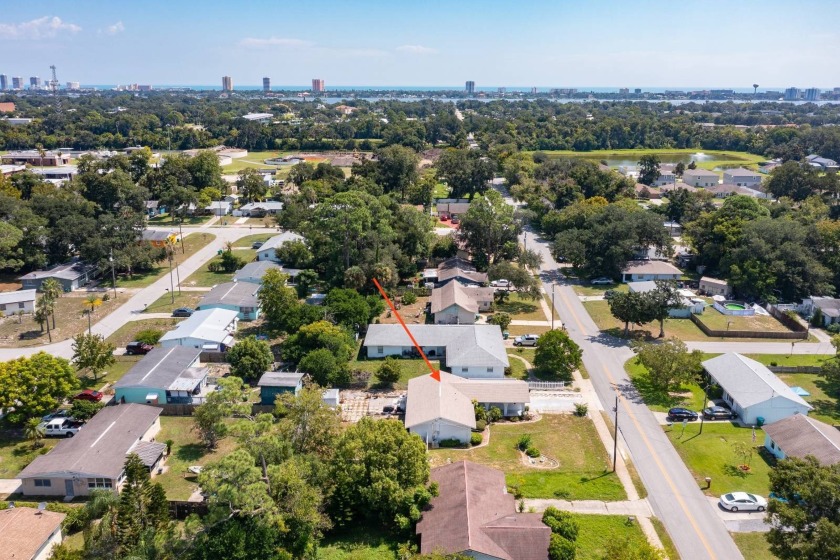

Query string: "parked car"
[[719, 492, 767, 512], [666, 407, 698, 421], [513, 334, 540, 347], [44, 418, 83, 438], [251, 241, 264, 249], [73, 389, 103, 402], [490, 279, 511, 289], [440, 215, 450, 222], [590, 277, 613, 285], [703, 406, 736, 420], [40, 409, 72, 424], [172, 307, 195, 318], [126, 341, 154, 355], [450, 216, 460, 225]]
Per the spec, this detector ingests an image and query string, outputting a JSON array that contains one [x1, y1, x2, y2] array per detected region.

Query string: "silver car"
[[513, 334, 540, 347], [719, 492, 767, 512]]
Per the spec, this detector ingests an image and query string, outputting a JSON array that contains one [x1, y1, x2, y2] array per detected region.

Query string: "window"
[[87, 478, 113, 490], [33, 479, 51, 487], [487, 367, 493, 373], [0, 304, 5, 311], [377, 346, 383, 354], [462, 367, 469, 373]]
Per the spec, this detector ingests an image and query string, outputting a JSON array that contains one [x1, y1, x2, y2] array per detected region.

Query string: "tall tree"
[[534, 330, 583, 382], [637, 154, 661, 186], [633, 338, 703, 393], [236, 168, 268, 202], [374, 145, 419, 199], [226, 336, 274, 380], [437, 148, 495, 199], [458, 189, 521, 267], [276, 386, 341, 458], [605, 290, 654, 337], [72, 333, 116, 382], [0, 352, 78, 423]]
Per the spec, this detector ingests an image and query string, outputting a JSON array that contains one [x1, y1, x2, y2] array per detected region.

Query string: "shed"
[[699, 277, 732, 298], [258, 371, 305, 405]]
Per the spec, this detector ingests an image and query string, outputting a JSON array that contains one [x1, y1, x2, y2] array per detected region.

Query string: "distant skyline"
[[1, 0, 839, 87]]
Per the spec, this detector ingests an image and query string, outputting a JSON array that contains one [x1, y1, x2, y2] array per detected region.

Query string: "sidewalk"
[[524, 498, 653, 518]]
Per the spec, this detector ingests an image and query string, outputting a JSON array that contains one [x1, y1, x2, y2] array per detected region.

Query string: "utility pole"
[[551, 284, 556, 330], [109, 249, 117, 299], [612, 396, 619, 473], [167, 248, 175, 304]]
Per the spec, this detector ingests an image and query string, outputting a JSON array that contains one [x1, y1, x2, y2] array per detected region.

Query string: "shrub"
[[207, 260, 223, 273], [474, 419, 487, 431], [543, 506, 580, 541], [488, 406, 503, 423], [470, 433, 483, 446], [574, 403, 588, 417], [811, 307, 824, 327], [438, 438, 463, 448], [770, 361, 778, 367], [517, 434, 533, 451], [828, 323, 840, 334], [401, 291, 417, 305], [509, 415, 520, 422], [525, 447, 541, 458], [374, 356, 402, 386], [548, 533, 576, 560], [135, 329, 163, 345], [69, 400, 104, 421]]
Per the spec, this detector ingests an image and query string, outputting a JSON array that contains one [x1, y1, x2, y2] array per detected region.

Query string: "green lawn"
[[665, 422, 773, 496], [77, 354, 141, 390], [572, 283, 628, 297], [349, 358, 440, 389], [430, 415, 625, 501], [147, 214, 212, 226], [507, 348, 536, 379], [115, 233, 217, 288], [0, 435, 59, 479], [696, 309, 790, 333], [746, 354, 832, 368], [507, 325, 552, 337], [143, 292, 204, 314], [221, 151, 282, 175], [495, 293, 550, 322], [105, 318, 183, 348], [232, 233, 276, 248], [432, 181, 450, 199], [317, 526, 399, 560], [539, 149, 766, 172], [572, 514, 653, 560], [183, 249, 257, 287], [650, 518, 679, 560], [732, 532, 777, 560], [583, 300, 707, 341], [625, 359, 707, 413], [154, 416, 238, 500]]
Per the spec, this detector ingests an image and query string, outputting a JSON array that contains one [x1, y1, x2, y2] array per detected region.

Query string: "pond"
[[563, 152, 737, 168]]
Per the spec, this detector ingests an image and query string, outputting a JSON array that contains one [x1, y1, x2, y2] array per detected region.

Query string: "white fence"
[[528, 381, 568, 390]]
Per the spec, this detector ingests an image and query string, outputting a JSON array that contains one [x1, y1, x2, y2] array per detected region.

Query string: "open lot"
[[183, 249, 257, 288], [317, 526, 399, 560], [143, 292, 204, 314], [116, 233, 217, 289], [77, 354, 141, 390], [625, 359, 706, 413], [696, 309, 790, 333], [495, 293, 549, 322], [232, 233, 276, 248], [429, 414, 625, 501], [732, 532, 777, 560], [147, 214, 212, 226], [105, 318, 183, 348], [349, 356, 439, 389], [665, 422, 773, 497], [776, 371, 840, 425], [507, 324, 552, 337], [377, 295, 430, 325], [572, 282, 628, 297], [539, 149, 765, 173], [572, 513, 653, 560]]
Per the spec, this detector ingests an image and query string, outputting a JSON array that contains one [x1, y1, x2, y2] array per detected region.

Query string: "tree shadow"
[[812, 377, 840, 422], [18, 330, 44, 340], [628, 372, 694, 409], [176, 443, 209, 463], [497, 301, 539, 316]]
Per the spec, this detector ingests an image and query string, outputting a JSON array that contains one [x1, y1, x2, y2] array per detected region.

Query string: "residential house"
[[702, 353, 812, 425], [145, 200, 166, 217], [0, 164, 26, 177], [764, 413, 840, 466], [0, 289, 36, 317], [430, 282, 494, 324], [18, 404, 165, 498], [621, 260, 682, 283], [800, 296, 840, 327], [0, 506, 66, 560], [682, 169, 719, 188], [659, 183, 697, 194], [706, 184, 769, 199], [436, 257, 488, 287], [236, 201, 284, 217], [805, 154, 839, 173], [435, 199, 471, 219], [627, 281, 702, 317], [722, 168, 762, 187], [699, 277, 732, 298], [18, 260, 98, 292], [114, 347, 209, 405], [196, 282, 260, 321], [141, 230, 180, 248], [33, 166, 78, 183], [233, 261, 283, 285], [651, 170, 676, 187], [416, 461, 550, 560], [256, 232, 305, 262], [634, 183, 662, 199], [364, 324, 509, 378], [258, 372, 305, 405], [205, 200, 232, 216], [159, 308, 238, 351], [1, 150, 71, 166], [759, 161, 781, 174]]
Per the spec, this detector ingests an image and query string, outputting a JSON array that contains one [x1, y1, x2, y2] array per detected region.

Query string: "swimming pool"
[[713, 300, 755, 316], [724, 303, 746, 310]]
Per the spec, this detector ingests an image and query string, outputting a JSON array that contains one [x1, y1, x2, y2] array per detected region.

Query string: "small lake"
[[559, 152, 737, 168]]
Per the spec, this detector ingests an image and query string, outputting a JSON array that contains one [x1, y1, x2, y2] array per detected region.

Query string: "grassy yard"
[[732, 532, 777, 560], [572, 283, 628, 297], [507, 348, 536, 379], [746, 354, 832, 368], [539, 149, 766, 172], [583, 300, 706, 341], [572, 514, 652, 560], [349, 357, 440, 389], [116, 233, 217, 289], [105, 318, 183, 348], [665, 422, 773, 496], [154, 416, 238, 500], [0, 435, 59, 479], [232, 233, 276, 248], [625, 359, 707, 413], [507, 324, 552, 337], [77, 354, 140, 390], [495, 293, 550, 322], [429, 414, 625, 501], [0, 292, 123, 348], [143, 292, 204, 314], [147, 214, 212, 226], [697, 309, 790, 333], [776, 372, 840, 425], [317, 526, 400, 560], [183, 249, 257, 288]]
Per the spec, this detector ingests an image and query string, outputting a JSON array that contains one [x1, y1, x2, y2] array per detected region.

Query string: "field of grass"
[[105, 318, 182, 348], [572, 514, 653, 560], [0, 435, 59, 479], [183, 249, 257, 287], [583, 300, 707, 341], [697, 309, 790, 333], [732, 532, 777, 560], [495, 293, 550, 322], [147, 214, 212, 226], [317, 526, 399, 560], [221, 151, 282, 174], [116, 233, 217, 289], [776, 371, 840, 425], [539, 149, 766, 172], [572, 283, 628, 297], [77, 354, 141, 390], [349, 357, 440, 389], [665, 422, 773, 496], [746, 354, 832, 368], [143, 292, 204, 314], [154, 416, 238, 500], [430, 414, 625, 501], [507, 324, 552, 337], [232, 233, 276, 248], [507, 347, 536, 379], [625, 359, 707, 413]]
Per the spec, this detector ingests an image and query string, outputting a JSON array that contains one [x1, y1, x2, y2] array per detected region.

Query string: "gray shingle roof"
[[259, 231, 304, 252], [764, 413, 840, 466], [364, 324, 509, 368], [115, 346, 205, 391], [233, 261, 282, 282], [723, 167, 761, 177], [702, 353, 811, 409], [0, 289, 35, 305], [198, 282, 259, 309], [18, 260, 96, 282]]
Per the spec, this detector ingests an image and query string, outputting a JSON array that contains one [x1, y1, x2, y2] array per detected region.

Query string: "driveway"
[[706, 497, 772, 533]]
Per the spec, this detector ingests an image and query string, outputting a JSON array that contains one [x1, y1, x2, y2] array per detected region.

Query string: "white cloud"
[[103, 21, 125, 36], [0, 16, 81, 40], [396, 44, 437, 55], [331, 48, 390, 58], [238, 36, 313, 49]]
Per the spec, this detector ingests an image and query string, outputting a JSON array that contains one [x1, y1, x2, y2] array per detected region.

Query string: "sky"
[[1, 0, 839, 89]]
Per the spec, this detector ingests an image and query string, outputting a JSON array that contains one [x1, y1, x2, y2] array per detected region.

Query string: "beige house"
[[699, 276, 732, 297], [18, 404, 164, 498], [0, 507, 66, 560], [621, 260, 682, 283], [430, 282, 494, 324]]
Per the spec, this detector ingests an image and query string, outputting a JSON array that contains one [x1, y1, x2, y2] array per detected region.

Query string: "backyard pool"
[[714, 300, 755, 316], [724, 303, 747, 310]]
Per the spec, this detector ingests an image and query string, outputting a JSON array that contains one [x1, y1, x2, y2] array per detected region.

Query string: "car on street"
[[719, 492, 767, 512], [590, 277, 613, 285], [513, 334, 540, 347], [126, 341, 154, 355], [251, 241, 264, 249], [490, 279, 511, 289], [667, 407, 698, 421], [703, 406, 736, 420], [73, 389, 103, 402], [172, 307, 195, 317]]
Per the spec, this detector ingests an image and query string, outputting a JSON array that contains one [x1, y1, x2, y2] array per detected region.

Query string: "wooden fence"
[[766, 304, 810, 333], [168, 500, 208, 519], [689, 313, 809, 340], [768, 366, 822, 374], [199, 351, 228, 363]]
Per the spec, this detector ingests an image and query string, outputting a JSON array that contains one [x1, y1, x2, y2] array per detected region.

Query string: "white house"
[[681, 169, 719, 188], [703, 353, 812, 425], [651, 170, 676, 187], [722, 168, 762, 187], [206, 200, 232, 216], [241, 112, 273, 124], [800, 296, 840, 327], [256, 232, 305, 262], [763, 413, 840, 466], [236, 201, 284, 217], [430, 282, 494, 325], [363, 324, 509, 378], [621, 260, 682, 283], [699, 277, 732, 298], [159, 308, 238, 351], [0, 289, 36, 317], [233, 261, 283, 285], [627, 281, 702, 317]]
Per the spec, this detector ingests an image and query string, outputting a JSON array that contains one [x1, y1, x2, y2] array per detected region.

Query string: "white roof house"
[[703, 353, 812, 425], [364, 324, 509, 378], [159, 308, 238, 351], [256, 231, 305, 262], [621, 260, 682, 283], [241, 112, 273, 124]]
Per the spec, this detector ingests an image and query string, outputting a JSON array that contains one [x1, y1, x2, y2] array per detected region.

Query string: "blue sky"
[[1, 0, 839, 88]]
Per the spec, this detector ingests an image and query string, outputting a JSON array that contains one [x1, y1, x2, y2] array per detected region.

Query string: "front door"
[[65, 479, 75, 498]]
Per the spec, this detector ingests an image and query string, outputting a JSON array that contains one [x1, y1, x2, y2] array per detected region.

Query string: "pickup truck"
[[44, 418, 83, 438]]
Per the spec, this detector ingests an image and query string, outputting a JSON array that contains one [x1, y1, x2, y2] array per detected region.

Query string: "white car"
[[513, 334, 540, 347], [590, 277, 613, 285], [719, 492, 767, 512], [490, 279, 511, 289]]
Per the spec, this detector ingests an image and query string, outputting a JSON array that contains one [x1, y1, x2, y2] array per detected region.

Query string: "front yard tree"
[[0, 352, 78, 423], [330, 418, 432, 530], [72, 333, 116, 382], [767, 456, 840, 560], [236, 167, 268, 202], [487, 312, 512, 332], [41, 277, 63, 329], [637, 154, 661, 186], [459, 190, 522, 268], [633, 338, 703, 393], [70, 399, 105, 421], [487, 260, 541, 303], [645, 281, 682, 338], [227, 336, 274, 381], [606, 290, 653, 337], [819, 334, 840, 385], [534, 329, 583, 382]]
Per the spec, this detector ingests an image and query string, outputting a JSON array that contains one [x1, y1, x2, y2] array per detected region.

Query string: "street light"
[[109, 249, 117, 299]]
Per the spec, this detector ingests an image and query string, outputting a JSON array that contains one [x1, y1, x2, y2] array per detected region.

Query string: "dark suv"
[[126, 341, 154, 355], [667, 407, 698, 421], [703, 406, 736, 420]]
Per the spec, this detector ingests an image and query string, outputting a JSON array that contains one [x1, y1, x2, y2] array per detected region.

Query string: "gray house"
[[764, 413, 840, 466], [722, 168, 762, 187], [801, 296, 840, 327], [18, 260, 99, 292], [430, 282, 494, 324], [233, 261, 283, 285], [682, 169, 719, 188], [114, 347, 208, 405], [196, 282, 261, 321]]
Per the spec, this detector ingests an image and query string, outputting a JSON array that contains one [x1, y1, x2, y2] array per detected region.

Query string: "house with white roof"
[[722, 168, 762, 187], [256, 232, 305, 262], [702, 353, 812, 425], [627, 281, 701, 317], [241, 112, 273, 124], [763, 413, 840, 466], [621, 260, 682, 283], [159, 308, 238, 351], [0, 289, 36, 317], [800, 296, 840, 327], [363, 324, 509, 378]]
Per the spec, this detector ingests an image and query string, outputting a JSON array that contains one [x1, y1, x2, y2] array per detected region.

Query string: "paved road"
[[501, 187, 745, 560], [0, 225, 255, 361]]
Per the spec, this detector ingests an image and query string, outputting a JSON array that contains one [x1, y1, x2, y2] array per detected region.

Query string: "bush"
[[438, 438, 463, 448], [548, 533, 576, 560], [470, 433, 483, 446], [374, 356, 403, 386], [474, 419, 487, 432], [135, 329, 163, 345], [488, 406, 503, 423], [69, 400, 104, 421], [574, 403, 588, 417], [525, 447, 541, 458], [812, 308, 824, 327], [543, 506, 580, 541], [828, 323, 840, 334], [517, 434, 533, 451], [401, 291, 417, 305], [770, 361, 778, 367], [207, 260, 223, 273]]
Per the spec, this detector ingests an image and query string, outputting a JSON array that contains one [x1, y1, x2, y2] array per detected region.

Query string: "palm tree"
[[24, 418, 46, 449], [35, 298, 53, 342], [753, 84, 759, 95], [35, 143, 46, 167], [84, 294, 103, 334], [41, 278, 63, 330]]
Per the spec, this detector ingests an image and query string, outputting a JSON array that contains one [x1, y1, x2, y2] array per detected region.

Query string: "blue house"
[[114, 347, 208, 405], [258, 372, 305, 405], [196, 282, 260, 321]]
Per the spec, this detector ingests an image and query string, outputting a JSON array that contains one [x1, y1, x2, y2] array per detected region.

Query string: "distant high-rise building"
[[634, 88, 642, 94], [29, 76, 40, 88], [498, 87, 506, 94], [804, 88, 821, 101], [137, 85, 152, 91], [619, 88, 630, 95], [263, 77, 271, 92], [465, 80, 475, 94], [312, 78, 325, 93], [0, 75, 7, 90], [530, 87, 538, 94], [66, 81, 80, 90], [11, 77, 23, 90], [784, 87, 801, 101], [222, 76, 233, 91]]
